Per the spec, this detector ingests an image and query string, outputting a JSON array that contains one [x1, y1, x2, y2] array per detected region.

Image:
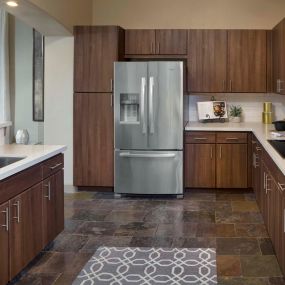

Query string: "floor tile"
[[11, 273, 59, 285], [217, 238, 260, 255], [71, 208, 110, 221], [76, 221, 118, 236], [130, 236, 173, 247], [258, 238, 275, 255], [143, 208, 183, 223], [217, 255, 241, 276], [241, 255, 282, 277], [217, 277, 269, 285], [216, 212, 263, 224], [172, 237, 216, 248], [156, 222, 197, 237], [114, 222, 158, 237], [196, 224, 236, 237], [183, 211, 215, 223], [104, 210, 147, 222], [231, 201, 259, 212], [235, 224, 269, 238]]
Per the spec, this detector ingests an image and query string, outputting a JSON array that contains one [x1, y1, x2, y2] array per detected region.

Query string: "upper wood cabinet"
[[0, 202, 9, 285], [74, 26, 124, 93], [125, 29, 187, 55], [272, 19, 285, 94], [188, 30, 227, 93], [155, 30, 187, 55], [228, 30, 267, 92], [125, 29, 155, 55], [74, 93, 114, 187]]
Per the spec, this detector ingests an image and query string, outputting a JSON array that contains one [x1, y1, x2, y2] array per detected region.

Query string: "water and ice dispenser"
[[120, 93, 140, 124]]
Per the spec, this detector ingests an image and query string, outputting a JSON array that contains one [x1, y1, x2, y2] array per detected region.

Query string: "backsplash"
[[188, 93, 285, 122]]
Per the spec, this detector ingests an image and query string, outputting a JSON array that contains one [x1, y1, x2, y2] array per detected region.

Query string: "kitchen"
[[1, 0, 285, 285]]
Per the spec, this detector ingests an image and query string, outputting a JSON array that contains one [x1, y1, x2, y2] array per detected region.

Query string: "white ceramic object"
[[15, 129, 29, 145], [230, 117, 241, 123]]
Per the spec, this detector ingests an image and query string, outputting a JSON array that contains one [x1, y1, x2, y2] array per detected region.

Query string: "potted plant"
[[229, 105, 243, 123]]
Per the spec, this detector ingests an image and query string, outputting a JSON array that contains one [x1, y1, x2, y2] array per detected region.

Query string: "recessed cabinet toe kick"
[[114, 62, 183, 196], [0, 154, 64, 285]]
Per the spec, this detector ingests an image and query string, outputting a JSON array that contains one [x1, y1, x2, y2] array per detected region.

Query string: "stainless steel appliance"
[[114, 61, 183, 196]]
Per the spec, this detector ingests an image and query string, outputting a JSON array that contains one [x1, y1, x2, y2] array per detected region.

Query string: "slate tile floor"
[[13, 189, 285, 285]]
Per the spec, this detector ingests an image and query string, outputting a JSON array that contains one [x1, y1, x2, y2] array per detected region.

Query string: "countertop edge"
[[185, 122, 285, 177], [0, 146, 67, 181]]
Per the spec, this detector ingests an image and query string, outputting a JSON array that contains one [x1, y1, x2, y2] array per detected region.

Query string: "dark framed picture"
[[33, 29, 45, 122]]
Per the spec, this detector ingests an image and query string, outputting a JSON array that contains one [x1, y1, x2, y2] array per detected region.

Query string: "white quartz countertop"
[[0, 144, 66, 180], [185, 121, 285, 176]]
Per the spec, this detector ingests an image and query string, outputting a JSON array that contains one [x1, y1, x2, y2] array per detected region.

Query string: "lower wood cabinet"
[[216, 144, 248, 188], [9, 183, 43, 278], [0, 202, 9, 285], [0, 155, 64, 285], [43, 170, 64, 246], [184, 144, 215, 188]]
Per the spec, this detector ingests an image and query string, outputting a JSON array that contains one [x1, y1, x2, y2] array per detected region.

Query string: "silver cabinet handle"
[[210, 146, 213, 160], [157, 42, 160, 54], [110, 79, 113, 92], [263, 172, 266, 190], [265, 175, 272, 194], [256, 146, 262, 151], [226, 137, 238, 141], [194, 137, 208, 141], [1, 207, 9, 232], [49, 163, 63, 170], [120, 152, 175, 158], [278, 182, 285, 192], [141, 77, 147, 134], [230, 80, 233, 92], [219, 145, 222, 159], [149, 77, 155, 134], [44, 181, 51, 201], [12, 201, 20, 223], [151, 42, 155, 54], [277, 79, 284, 93], [110, 94, 113, 107]]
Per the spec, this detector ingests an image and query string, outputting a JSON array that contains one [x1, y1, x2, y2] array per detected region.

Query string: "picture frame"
[[33, 29, 45, 122]]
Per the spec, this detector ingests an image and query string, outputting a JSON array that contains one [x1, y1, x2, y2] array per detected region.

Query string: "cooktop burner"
[[268, 140, 285, 158]]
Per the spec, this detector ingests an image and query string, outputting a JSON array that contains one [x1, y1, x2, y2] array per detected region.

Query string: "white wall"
[[44, 36, 74, 186], [188, 93, 285, 122]]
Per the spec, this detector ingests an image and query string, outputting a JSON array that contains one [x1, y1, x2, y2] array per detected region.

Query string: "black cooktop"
[[268, 140, 285, 158]]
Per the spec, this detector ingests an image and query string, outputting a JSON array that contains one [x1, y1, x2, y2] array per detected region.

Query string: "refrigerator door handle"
[[149, 76, 155, 134], [119, 152, 176, 158], [141, 77, 147, 134]]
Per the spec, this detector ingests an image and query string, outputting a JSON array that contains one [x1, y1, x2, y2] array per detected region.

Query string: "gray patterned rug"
[[73, 247, 217, 285]]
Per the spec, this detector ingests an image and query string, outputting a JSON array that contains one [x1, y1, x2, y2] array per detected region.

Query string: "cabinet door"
[[74, 93, 114, 187], [156, 30, 187, 55], [9, 183, 43, 279], [125, 29, 155, 55], [74, 26, 119, 93], [228, 30, 267, 92], [0, 202, 9, 285], [188, 30, 227, 93], [216, 144, 248, 188], [272, 20, 285, 94], [184, 144, 215, 188], [43, 170, 64, 246]]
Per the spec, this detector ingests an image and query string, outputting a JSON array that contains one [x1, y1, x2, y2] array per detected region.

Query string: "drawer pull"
[[1, 207, 9, 232], [194, 138, 208, 141], [44, 181, 51, 201], [12, 201, 20, 223], [226, 137, 238, 141], [278, 182, 285, 192], [256, 146, 262, 151], [49, 163, 63, 170]]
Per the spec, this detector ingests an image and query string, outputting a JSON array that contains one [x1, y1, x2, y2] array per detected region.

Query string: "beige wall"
[[92, 0, 285, 29], [28, 0, 93, 32]]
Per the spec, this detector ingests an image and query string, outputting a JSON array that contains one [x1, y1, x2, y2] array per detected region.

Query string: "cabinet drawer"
[[216, 132, 248, 143], [184, 132, 216, 143], [42, 154, 64, 179]]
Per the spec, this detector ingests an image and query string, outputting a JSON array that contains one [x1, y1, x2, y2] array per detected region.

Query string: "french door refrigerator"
[[114, 61, 183, 196]]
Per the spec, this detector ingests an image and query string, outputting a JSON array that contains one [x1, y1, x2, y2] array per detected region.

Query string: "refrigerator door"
[[115, 150, 183, 195], [148, 62, 183, 150], [114, 62, 148, 150]]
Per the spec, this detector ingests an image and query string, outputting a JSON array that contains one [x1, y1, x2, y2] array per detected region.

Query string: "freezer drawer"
[[115, 150, 183, 195]]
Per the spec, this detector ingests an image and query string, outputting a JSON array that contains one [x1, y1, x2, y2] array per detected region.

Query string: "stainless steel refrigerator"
[[114, 61, 183, 196]]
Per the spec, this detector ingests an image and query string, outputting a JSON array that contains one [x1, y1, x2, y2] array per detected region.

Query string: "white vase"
[[230, 117, 241, 123], [15, 129, 29, 144]]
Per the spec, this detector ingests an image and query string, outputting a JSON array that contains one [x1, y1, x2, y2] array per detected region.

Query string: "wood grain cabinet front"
[[0, 202, 9, 285]]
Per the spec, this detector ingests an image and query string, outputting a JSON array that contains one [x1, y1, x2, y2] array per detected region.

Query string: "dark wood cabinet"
[[74, 93, 114, 187], [156, 30, 187, 55], [252, 139, 262, 206], [188, 30, 227, 93], [74, 26, 124, 93], [125, 29, 155, 55], [125, 29, 187, 55], [43, 170, 64, 245], [272, 19, 285, 94], [0, 202, 9, 285], [228, 30, 267, 92], [9, 183, 43, 278], [216, 143, 248, 188], [184, 144, 215, 188]]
